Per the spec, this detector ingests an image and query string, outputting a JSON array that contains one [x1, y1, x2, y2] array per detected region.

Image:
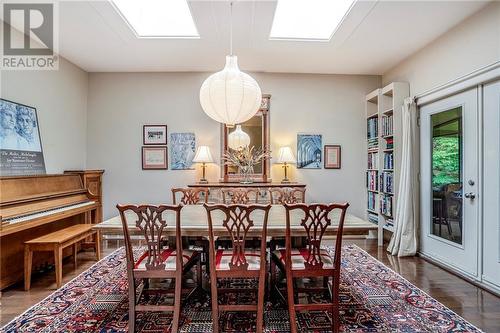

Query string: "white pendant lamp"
[[228, 125, 251, 150], [199, 2, 262, 126]]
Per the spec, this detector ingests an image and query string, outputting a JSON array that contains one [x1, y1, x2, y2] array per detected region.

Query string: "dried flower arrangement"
[[222, 146, 270, 183]]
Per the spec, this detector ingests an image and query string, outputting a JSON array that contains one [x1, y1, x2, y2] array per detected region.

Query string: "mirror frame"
[[220, 94, 271, 183]]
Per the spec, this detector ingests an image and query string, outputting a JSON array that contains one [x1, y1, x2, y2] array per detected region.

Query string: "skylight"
[[270, 0, 353, 41], [111, 0, 199, 38]]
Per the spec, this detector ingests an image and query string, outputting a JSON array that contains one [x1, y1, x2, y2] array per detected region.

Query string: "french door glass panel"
[[431, 108, 463, 244], [420, 88, 478, 277]]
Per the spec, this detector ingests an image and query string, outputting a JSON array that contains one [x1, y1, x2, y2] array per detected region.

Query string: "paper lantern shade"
[[199, 55, 262, 126]]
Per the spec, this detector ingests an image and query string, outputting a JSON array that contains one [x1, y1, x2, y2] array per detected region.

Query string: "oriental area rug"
[[2, 245, 482, 333]]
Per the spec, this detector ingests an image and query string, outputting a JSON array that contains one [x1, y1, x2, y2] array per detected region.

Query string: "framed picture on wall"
[[142, 146, 168, 170], [170, 132, 196, 170], [143, 125, 167, 145], [297, 134, 322, 169], [324, 145, 341, 169], [0, 98, 46, 175]]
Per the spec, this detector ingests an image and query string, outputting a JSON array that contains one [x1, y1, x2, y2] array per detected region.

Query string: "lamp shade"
[[227, 125, 251, 150], [276, 146, 296, 163], [199, 55, 262, 126], [192, 146, 213, 163]]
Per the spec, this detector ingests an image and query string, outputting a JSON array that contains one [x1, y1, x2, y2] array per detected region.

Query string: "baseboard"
[[418, 252, 500, 297]]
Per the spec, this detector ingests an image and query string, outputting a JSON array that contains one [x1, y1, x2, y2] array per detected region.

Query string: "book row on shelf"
[[366, 170, 378, 191], [381, 115, 393, 137], [367, 117, 378, 139], [368, 212, 378, 225], [380, 194, 393, 217], [368, 138, 378, 149], [385, 137, 394, 149], [380, 171, 394, 193], [383, 152, 394, 169], [368, 152, 379, 169], [385, 218, 394, 227], [367, 191, 377, 211]]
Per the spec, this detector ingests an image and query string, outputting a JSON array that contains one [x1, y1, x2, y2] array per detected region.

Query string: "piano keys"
[[2, 200, 97, 225], [0, 170, 103, 289]]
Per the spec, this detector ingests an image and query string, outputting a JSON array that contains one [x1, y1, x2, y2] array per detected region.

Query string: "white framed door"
[[483, 80, 500, 289], [420, 88, 479, 278]]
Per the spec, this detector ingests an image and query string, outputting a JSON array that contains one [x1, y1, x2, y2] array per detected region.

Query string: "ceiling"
[[37, 1, 492, 74]]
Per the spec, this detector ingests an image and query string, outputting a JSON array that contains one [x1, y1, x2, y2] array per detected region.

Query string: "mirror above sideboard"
[[220, 94, 271, 183]]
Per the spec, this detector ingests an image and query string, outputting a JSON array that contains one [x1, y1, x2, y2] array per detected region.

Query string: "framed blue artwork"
[[170, 132, 196, 170], [297, 134, 322, 169]]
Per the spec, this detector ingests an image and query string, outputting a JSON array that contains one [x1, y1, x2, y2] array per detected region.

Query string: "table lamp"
[[192, 146, 213, 184], [276, 146, 296, 183]]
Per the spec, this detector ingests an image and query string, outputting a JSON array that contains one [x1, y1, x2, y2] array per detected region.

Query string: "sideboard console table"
[[187, 182, 306, 203]]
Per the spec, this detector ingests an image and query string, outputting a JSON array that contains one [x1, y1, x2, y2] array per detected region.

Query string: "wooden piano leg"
[[24, 245, 33, 291], [54, 246, 63, 289]]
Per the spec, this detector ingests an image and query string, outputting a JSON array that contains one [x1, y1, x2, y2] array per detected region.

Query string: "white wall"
[[382, 2, 500, 95], [0, 30, 88, 173], [87, 72, 380, 219]]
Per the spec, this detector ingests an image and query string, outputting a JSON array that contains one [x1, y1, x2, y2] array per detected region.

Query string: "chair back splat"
[[285, 203, 348, 271], [221, 188, 260, 204], [172, 187, 209, 205], [269, 187, 306, 204], [117, 204, 183, 271]]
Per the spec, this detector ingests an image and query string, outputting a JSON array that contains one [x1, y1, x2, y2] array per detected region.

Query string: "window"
[[112, 0, 199, 38], [269, 0, 353, 41]]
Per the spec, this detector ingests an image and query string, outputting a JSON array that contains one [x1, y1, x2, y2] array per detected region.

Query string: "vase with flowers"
[[222, 146, 270, 184]]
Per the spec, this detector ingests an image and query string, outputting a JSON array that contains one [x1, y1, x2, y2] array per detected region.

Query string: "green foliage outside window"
[[432, 136, 460, 187]]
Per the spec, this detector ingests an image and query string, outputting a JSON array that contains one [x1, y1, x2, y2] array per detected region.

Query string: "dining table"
[[93, 204, 376, 239]]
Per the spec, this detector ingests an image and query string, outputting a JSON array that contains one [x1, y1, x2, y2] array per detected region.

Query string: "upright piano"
[[0, 170, 103, 289]]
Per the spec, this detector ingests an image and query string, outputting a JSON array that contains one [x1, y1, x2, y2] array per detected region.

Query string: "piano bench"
[[24, 224, 101, 291]]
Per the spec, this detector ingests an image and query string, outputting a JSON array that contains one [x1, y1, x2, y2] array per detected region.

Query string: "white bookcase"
[[365, 82, 409, 246]]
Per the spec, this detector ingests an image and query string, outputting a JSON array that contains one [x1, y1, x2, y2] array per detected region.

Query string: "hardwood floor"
[[0, 247, 114, 326], [1, 239, 499, 332]]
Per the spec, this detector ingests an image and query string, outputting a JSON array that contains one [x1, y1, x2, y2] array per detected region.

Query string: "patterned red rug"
[[2, 245, 482, 332]]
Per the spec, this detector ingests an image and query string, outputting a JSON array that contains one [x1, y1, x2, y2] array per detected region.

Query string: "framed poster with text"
[[0, 99, 46, 175]]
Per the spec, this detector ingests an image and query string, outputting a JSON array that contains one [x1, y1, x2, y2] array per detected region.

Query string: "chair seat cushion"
[[134, 249, 197, 270], [273, 248, 334, 270], [215, 249, 262, 271]]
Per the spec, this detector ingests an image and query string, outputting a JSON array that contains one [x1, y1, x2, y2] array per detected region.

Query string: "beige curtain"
[[387, 97, 419, 257]]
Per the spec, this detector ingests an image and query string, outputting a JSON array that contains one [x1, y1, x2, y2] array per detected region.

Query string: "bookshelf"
[[365, 82, 409, 246]]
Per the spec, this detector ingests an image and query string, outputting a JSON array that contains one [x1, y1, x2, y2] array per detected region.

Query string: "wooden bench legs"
[[95, 230, 101, 261], [24, 244, 67, 291], [54, 246, 63, 289], [24, 230, 100, 291], [73, 243, 78, 267]]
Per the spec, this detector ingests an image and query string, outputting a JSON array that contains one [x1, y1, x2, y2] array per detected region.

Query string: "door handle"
[[464, 192, 476, 199]]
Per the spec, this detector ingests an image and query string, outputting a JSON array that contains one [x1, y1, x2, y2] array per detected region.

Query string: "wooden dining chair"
[[172, 187, 209, 205], [204, 203, 271, 333], [221, 187, 260, 204], [269, 187, 306, 204], [268, 187, 307, 251], [117, 204, 202, 333], [271, 202, 349, 333], [172, 187, 210, 273]]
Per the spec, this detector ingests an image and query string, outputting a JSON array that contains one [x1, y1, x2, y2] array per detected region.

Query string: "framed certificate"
[[142, 146, 168, 170], [324, 145, 341, 169]]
